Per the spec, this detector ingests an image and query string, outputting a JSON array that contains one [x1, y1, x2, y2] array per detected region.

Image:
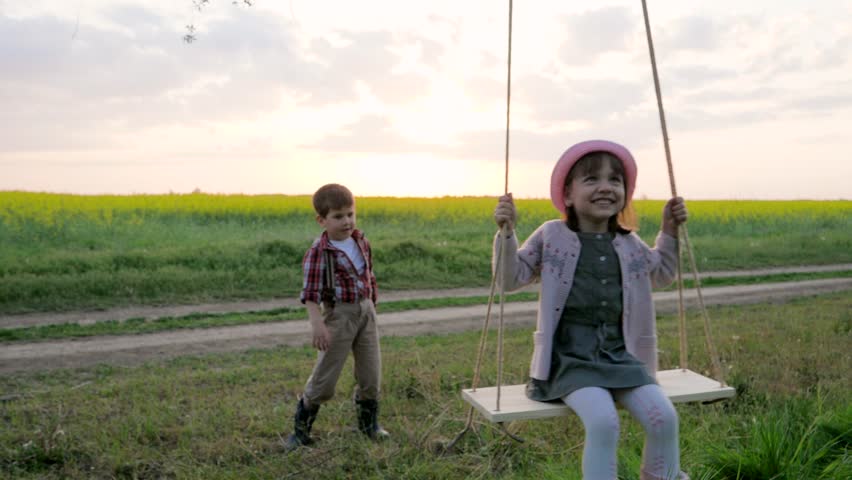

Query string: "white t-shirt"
[[330, 237, 366, 274]]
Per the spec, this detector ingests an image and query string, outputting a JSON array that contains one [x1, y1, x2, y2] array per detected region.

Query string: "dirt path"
[[3, 264, 851, 329], [1, 275, 850, 374]]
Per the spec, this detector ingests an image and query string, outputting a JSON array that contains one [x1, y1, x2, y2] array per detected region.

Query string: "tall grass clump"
[[703, 398, 851, 479]]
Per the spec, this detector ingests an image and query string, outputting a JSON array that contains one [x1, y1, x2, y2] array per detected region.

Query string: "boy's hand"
[[305, 301, 331, 351], [312, 322, 331, 351], [494, 193, 516, 230], [662, 196, 688, 237]]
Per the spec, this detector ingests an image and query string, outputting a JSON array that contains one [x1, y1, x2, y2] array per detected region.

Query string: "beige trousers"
[[302, 298, 382, 405]]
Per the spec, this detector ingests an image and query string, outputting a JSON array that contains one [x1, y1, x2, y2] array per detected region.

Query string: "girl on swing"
[[493, 139, 689, 480]]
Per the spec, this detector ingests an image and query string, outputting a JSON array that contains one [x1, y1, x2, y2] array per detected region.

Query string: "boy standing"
[[285, 183, 389, 451]]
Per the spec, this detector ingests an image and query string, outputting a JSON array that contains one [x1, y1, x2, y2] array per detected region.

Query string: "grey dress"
[[527, 231, 655, 402]]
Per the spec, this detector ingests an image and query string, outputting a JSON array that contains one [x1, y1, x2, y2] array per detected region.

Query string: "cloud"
[[658, 15, 722, 52], [439, 111, 662, 166], [681, 86, 781, 106], [305, 30, 433, 105], [0, 6, 442, 153], [666, 64, 737, 88], [666, 108, 775, 133], [516, 73, 649, 124], [463, 75, 505, 109], [787, 92, 852, 113], [557, 6, 637, 65], [813, 33, 852, 70], [305, 115, 423, 153], [0, 10, 311, 151]]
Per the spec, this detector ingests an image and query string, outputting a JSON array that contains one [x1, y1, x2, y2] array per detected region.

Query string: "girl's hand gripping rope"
[[494, 193, 517, 231], [662, 196, 688, 237]]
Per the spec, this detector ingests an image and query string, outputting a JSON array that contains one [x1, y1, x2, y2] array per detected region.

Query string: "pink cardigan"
[[493, 220, 679, 381]]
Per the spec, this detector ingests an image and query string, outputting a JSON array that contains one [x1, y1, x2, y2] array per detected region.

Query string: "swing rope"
[[495, 0, 514, 415], [640, 0, 725, 386], [448, 0, 727, 450], [446, 0, 516, 450]]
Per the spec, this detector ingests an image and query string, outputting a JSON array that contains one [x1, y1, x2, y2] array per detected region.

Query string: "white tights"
[[563, 384, 682, 480]]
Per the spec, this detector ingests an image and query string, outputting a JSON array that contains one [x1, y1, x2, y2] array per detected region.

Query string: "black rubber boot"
[[355, 398, 390, 440], [284, 398, 320, 452]]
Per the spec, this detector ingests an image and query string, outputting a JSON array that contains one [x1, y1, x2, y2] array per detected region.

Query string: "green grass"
[[1, 192, 849, 314], [1, 292, 849, 479]]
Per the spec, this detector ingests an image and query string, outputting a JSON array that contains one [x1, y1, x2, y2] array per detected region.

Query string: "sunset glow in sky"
[[2, 1, 851, 199]]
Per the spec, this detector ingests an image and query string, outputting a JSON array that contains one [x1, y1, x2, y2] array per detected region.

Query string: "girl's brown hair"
[[563, 152, 638, 232]]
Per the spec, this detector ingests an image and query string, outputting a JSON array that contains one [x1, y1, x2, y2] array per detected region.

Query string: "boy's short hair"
[[312, 184, 354, 217]]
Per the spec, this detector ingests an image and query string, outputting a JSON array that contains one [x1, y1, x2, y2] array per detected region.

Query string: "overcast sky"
[[2, 0, 851, 199]]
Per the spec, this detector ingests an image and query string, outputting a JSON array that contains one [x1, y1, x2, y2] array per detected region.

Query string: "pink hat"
[[550, 139, 638, 215]]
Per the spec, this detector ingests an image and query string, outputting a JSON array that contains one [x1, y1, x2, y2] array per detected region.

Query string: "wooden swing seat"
[[461, 368, 735, 423]]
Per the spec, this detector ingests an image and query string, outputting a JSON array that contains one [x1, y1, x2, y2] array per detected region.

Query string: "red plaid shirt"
[[300, 229, 378, 305]]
